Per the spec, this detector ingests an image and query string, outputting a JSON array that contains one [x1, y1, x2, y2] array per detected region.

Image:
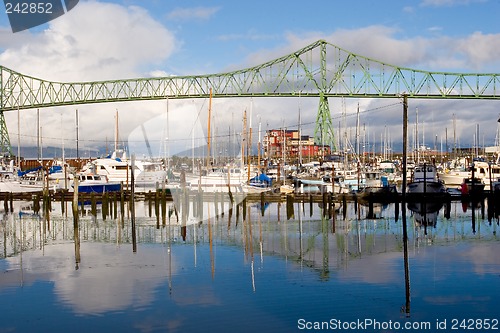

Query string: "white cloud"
[[1, 1, 180, 151], [420, 0, 486, 6], [0, 1, 177, 81], [166, 6, 220, 21], [241, 26, 500, 73]]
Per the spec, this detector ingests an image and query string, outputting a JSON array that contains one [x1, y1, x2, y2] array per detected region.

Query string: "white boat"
[[73, 173, 121, 193], [279, 184, 294, 194], [187, 166, 250, 193], [407, 163, 446, 194], [81, 154, 167, 191]]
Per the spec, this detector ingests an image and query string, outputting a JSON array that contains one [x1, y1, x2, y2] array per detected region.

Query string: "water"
[[0, 199, 499, 332]]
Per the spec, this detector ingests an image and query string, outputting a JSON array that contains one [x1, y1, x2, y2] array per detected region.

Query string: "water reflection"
[[0, 199, 499, 332], [408, 201, 443, 230]]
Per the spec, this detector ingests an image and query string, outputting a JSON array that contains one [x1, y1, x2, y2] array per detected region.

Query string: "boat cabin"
[[412, 164, 439, 182]]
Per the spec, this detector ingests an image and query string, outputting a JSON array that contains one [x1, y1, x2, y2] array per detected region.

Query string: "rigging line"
[[13, 101, 403, 145]]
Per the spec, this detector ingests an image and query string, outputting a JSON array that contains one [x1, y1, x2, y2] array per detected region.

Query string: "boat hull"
[[407, 181, 446, 194], [78, 183, 122, 193]]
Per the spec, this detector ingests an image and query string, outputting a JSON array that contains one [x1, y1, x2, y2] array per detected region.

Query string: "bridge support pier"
[[0, 111, 12, 156], [314, 93, 336, 152]]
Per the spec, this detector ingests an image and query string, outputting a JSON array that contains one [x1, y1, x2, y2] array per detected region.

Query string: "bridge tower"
[[314, 42, 336, 152], [314, 93, 336, 152], [0, 111, 12, 156]]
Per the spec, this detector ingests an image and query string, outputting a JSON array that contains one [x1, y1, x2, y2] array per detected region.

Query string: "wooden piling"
[[214, 191, 219, 217], [286, 194, 294, 220], [260, 192, 265, 217], [72, 176, 80, 265], [113, 192, 118, 220], [102, 192, 108, 220], [161, 187, 167, 226], [309, 194, 313, 217], [342, 195, 347, 220], [91, 193, 97, 216], [33, 193, 40, 214], [9, 192, 13, 213], [148, 190, 152, 218]]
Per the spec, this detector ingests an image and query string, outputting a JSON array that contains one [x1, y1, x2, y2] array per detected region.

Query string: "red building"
[[263, 129, 331, 162]]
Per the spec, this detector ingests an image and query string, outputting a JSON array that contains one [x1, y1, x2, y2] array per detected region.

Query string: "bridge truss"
[[1, 39, 499, 155]]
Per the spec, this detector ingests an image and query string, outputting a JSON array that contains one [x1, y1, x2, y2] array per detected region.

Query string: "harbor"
[[1, 194, 498, 332], [1, 8, 500, 331]]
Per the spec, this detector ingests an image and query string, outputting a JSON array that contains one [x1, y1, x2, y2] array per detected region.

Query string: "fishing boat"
[[408, 201, 443, 228], [407, 163, 446, 194], [74, 173, 121, 193], [460, 177, 485, 196]]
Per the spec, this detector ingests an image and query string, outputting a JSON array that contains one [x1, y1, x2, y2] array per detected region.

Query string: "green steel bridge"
[[1, 39, 499, 155]]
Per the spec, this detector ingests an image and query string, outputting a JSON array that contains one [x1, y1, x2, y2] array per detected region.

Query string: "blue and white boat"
[[74, 173, 121, 193]]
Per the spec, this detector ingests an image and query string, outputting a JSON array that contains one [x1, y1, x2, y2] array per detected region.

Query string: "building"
[[263, 129, 331, 162]]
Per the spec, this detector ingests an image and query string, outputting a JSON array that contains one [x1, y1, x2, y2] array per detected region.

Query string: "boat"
[[242, 173, 273, 193], [408, 201, 443, 229], [81, 151, 167, 191], [279, 184, 294, 194], [407, 163, 446, 194], [439, 159, 500, 191], [187, 166, 248, 193], [460, 177, 485, 196], [74, 173, 121, 193], [357, 174, 398, 202]]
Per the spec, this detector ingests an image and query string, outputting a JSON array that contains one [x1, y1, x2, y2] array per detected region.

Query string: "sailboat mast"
[[17, 107, 20, 168], [37, 109, 40, 161], [242, 110, 247, 172], [247, 98, 253, 182], [356, 102, 360, 158], [114, 109, 119, 153], [207, 88, 212, 169], [76, 109, 79, 159]]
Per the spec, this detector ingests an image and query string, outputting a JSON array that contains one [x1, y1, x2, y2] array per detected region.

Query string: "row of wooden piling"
[[4, 188, 500, 220]]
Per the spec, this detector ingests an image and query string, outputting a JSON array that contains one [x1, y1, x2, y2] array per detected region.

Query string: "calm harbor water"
[[0, 198, 499, 333]]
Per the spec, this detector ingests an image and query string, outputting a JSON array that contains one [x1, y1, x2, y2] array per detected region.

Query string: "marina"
[[0, 195, 498, 333], [0, 29, 499, 332]]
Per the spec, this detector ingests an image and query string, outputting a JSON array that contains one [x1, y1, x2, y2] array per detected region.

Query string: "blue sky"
[[0, 0, 499, 156]]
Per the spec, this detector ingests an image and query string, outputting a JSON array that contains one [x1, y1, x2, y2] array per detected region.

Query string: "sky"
[[1, 0, 500, 158]]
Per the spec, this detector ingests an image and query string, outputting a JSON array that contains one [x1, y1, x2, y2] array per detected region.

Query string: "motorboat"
[[407, 163, 446, 194], [74, 173, 121, 193]]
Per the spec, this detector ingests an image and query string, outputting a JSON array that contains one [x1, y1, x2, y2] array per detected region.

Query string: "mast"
[[114, 109, 119, 153], [37, 109, 40, 161], [258, 118, 262, 173], [76, 109, 79, 159], [356, 102, 360, 158], [166, 97, 170, 169], [242, 110, 247, 173], [207, 88, 212, 169], [416, 107, 419, 163], [17, 107, 20, 168], [454, 118, 457, 160], [298, 93, 303, 166], [247, 98, 253, 182]]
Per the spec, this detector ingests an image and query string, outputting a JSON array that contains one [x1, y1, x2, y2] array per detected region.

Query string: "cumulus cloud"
[[1, 1, 179, 150], [241, 26, 500, 75], [0, 1, 176, 81]]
